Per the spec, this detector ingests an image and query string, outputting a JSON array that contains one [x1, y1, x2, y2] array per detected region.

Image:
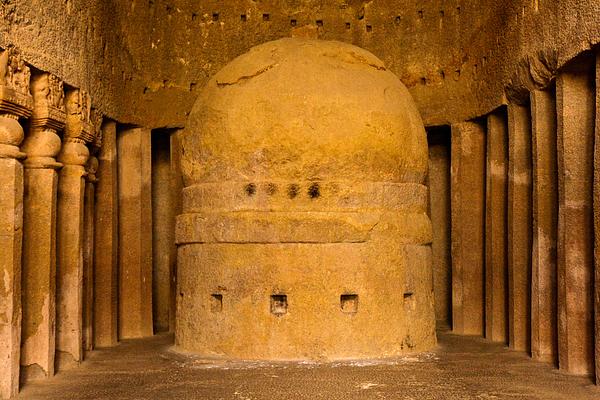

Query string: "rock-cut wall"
[[0, 0, 598, 128]]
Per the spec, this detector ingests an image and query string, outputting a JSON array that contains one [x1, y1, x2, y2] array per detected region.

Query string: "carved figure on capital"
[[30, 73, 66, 132], [0, 47, 33, 119], [0, 47, 33, 159], [0, 48, 31, 96], [90, 107, 103, 151], [64, 89, 94, 144]]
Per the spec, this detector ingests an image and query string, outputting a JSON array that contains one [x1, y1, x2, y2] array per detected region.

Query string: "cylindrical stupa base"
[[175, 182, 436, 360]]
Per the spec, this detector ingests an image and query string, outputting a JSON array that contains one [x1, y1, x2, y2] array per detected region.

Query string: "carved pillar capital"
[[0, 116, 25, 159], [84, 108, 103, 184], [64, 89, 94, 144], [0, 47, 33, 160], [91, 108, 103, 151], [30, 72, 66, 131], [85, 155, 98, 183], [58, 89, 94, 173], [58, 140, 90, 170], [22, 72, 66, 169]]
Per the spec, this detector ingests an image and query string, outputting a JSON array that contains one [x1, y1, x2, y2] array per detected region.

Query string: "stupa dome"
[[181, 38, 428, 187]]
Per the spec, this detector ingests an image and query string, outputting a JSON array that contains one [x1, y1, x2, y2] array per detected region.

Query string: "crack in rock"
[[216, 63, 278, 87]]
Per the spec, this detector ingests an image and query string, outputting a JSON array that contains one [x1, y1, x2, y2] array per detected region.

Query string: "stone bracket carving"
[[90, 108, 103, 151], [30, 72, 66, 132], [64, 89, 94, 143], [0, 47, 33, 119], [85, 155, 98, 183], [0, 86, 34, 118], [505, 49, 558, 105]]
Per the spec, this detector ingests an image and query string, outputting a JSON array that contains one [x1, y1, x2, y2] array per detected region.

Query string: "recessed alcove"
[[340, 294, 358, 313], [210, 294, 223, 313], [270, 295, 288, 316]]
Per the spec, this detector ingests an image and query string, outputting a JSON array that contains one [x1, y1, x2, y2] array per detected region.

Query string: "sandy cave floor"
[[17, 330, 600, 400]]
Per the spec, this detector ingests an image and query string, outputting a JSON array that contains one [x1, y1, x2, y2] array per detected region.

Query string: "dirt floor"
[[17, 330, 600, 399]]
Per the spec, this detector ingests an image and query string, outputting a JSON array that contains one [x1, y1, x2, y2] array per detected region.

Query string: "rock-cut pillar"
[[556, 55, 595, 375], [594, 49, 600, 387], [507, 102, 532, 352], [82, 156, 97, 352], [56, 89, 94, 370], [118, 127, 153, 339], [169, 130, 184, 333], [93, 121, 118, 347], [485, 109, 508, 343], [451, 121, 486, 336], [427, 129, 452, 329], [0, 48, 33, 399], [20, 72, 65, 382], [530, 87, 558, 364], [82, 112, 102, 353]]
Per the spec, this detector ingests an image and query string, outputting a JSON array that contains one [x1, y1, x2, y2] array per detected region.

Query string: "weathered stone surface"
[[118, 127, 153, 339], [82, 109, 102, 353], [0, 156, 22, 400], [55, 139, 89, 370], [14, 333, 600, 400], [485, 109, 508, 343], [169, 130, 184, 333], [427, 129, 451, 328], [0, 48, 32, 120], [0, 118, 25, 400], [177, 38, 435, 360], [93, 121, 119, 347], [0, 0, 597, 394], [595, 49, 600, 386], [56, 88, 92, 370], [0, 46, 30, 399], [82, 155, 98, 352], [451, 121, 486, 336], [152, 132, 175, 333], [530, 88, 558, 364], [507, 103, 532, 352], [556, 56, 595, 375], [0, 0, 596, 132], [18, 69, 63, 385], [20, 167, 58, 381]]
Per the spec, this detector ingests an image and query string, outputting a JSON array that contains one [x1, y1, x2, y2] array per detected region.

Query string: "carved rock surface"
[[181, 38, 427, 186], [177, 38, 435, 360]]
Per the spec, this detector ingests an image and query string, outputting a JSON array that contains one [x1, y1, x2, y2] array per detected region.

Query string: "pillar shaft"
[[55, 151, 88, 368], [20, 164, 59, 380], [93, 121, 119, 347], [82, 156, 97, 352], [530, 88, 558, 364], [0, 49, 32, 398], [118, 127, 153, 339], [0, 117, 27, 400], [428, 130, 451, 328], [556, 57, 595, 375], [55, 89, 93, 370], [152, 132, 173, 333], [169, 130, 184, 332], [0, 155, 22, 399], [451, 121, 486, 335], [19, 72, 62, 384], [507, 103, 533, 352], [485, 110, 508, 343], [595, 49, 600, 385]]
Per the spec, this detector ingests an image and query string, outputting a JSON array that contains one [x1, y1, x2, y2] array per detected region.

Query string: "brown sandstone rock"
[[176, 38, 435, 360]]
